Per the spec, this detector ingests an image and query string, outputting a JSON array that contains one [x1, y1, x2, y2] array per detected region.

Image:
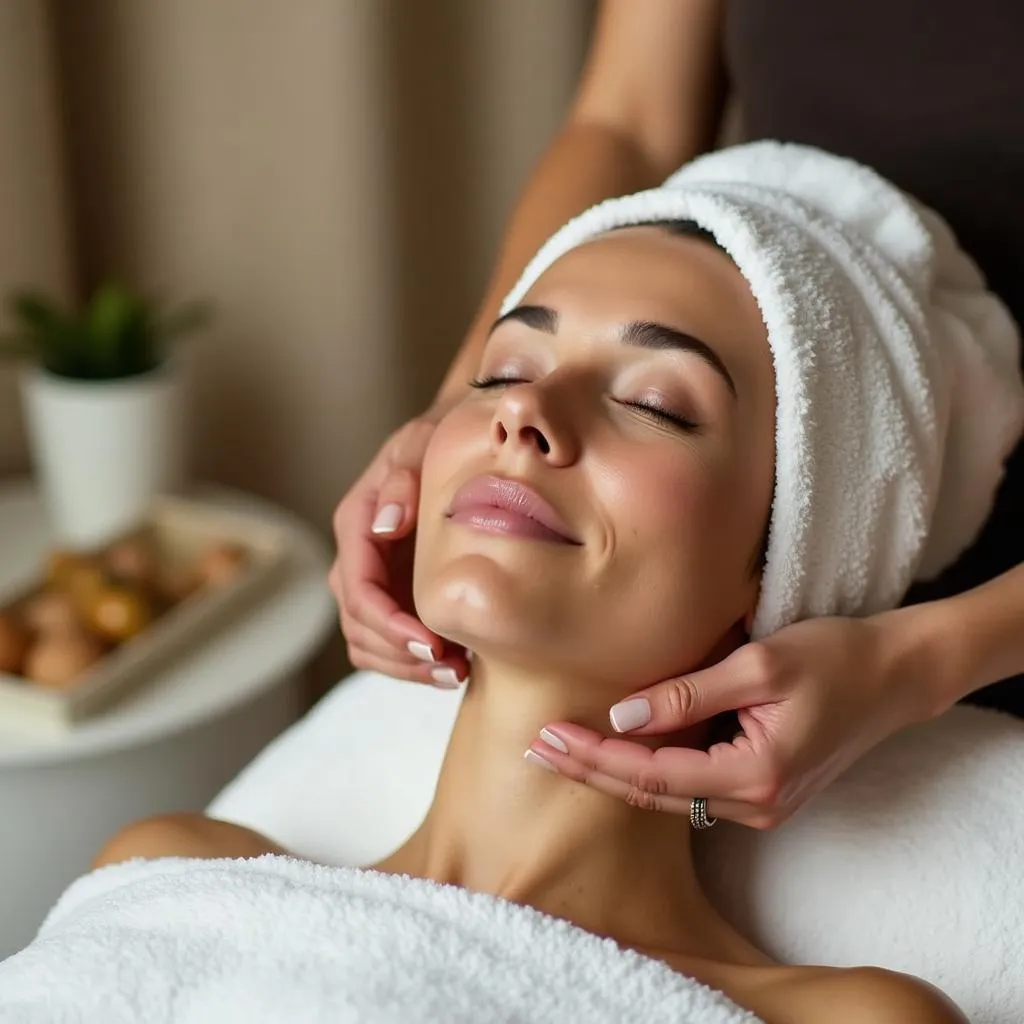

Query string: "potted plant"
[[1, 282, 210, 547]]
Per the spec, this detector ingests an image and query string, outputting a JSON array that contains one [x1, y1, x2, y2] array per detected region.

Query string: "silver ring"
[[689, 797, 717, 831]]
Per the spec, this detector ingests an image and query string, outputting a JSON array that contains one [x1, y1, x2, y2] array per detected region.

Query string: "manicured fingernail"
[[430, 666, 463, 689], [523, 749, 556, 772], [609, 697, 651, 733], [539, 727, 569, 754], [407, 640, 436, 662], [372, 503, 403, 534]]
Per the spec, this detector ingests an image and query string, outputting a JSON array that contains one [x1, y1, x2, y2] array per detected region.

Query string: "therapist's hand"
[[330, 401, 470, 689], [531, 608, 945, 828]]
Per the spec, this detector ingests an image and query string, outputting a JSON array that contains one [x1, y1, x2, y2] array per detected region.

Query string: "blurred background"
[[0, 0, 594, 685]]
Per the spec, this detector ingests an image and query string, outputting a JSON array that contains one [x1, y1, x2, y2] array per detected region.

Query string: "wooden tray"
[[0, 497, 290, 734]]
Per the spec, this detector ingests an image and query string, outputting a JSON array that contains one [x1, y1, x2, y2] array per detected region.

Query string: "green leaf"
[[117, 301, 157, 377], [11, 291, 67, 339], [9, 291, 81, 374], [86, 281, 137, 377], [5, 283, 211, 379]]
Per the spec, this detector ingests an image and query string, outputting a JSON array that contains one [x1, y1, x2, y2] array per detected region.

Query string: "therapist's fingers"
[[607, 643, 781, 736], [342, 584, 471, 679], [536, 722, 763, 799], [342, 612, 469, 688], [357, 654, 465, 689], [362, 415, 437, 543], [339, 502, 468, 674], [368, 468, 419, 540], [333, 487, 441, 656], [524, 739, 747, 824], [531, 723, 774, 826], [341, 612, 420, 664], [344, 633, 466, 689]]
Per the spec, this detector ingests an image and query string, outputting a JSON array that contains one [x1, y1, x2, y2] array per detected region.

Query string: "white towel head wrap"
[[500, 142, 1024, 638]]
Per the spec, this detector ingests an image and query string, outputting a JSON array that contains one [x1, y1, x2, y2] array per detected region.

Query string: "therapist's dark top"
[[725, 1, 1024, 715]]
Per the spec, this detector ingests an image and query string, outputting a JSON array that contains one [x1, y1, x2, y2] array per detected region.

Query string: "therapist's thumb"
[[370, 467, 420, 540], [608, 645, 766, 735]]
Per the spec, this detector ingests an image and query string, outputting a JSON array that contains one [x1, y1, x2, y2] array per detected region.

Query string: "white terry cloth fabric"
[[500, 141, 1024, 638], [0, 856, 762, 1024], [208, 671, 1024, 1024]]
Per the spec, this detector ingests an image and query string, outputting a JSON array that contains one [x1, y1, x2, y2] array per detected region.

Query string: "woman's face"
[[414, 227, 775, 686]]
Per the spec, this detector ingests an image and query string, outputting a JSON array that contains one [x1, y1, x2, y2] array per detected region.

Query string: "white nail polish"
[[407, 640, 436, 663], [371, 503, 403, 534], [431, 666, 462, 689], [609, 697, 651, 733], [523, 749, 556, 772], [539, 728, 569, 754]]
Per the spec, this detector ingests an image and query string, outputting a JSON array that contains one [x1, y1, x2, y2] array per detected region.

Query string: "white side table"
[[0, 479, 336, 958]]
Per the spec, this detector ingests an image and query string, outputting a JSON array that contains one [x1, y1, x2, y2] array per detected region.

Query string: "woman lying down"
[[4, 143, 1022, 1024]]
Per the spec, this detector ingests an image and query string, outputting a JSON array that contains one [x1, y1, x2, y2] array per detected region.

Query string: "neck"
[[387, 658, 740, 959]]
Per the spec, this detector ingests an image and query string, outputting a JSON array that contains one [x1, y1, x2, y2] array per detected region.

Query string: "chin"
[[414, 553, 568, 661]]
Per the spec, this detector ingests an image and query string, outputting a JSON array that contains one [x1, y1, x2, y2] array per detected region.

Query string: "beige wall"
[[0, 0, 72, 478]]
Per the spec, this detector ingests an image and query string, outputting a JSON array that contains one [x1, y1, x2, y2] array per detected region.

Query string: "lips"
[[446, 475, 581, 545]]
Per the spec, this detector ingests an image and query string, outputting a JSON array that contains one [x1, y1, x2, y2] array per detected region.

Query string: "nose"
[[490, 382, 578, 466]]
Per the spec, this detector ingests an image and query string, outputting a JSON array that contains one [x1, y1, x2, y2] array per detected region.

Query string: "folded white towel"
[[501, 141, 1024, 637], [0, 856, 761, 1023]]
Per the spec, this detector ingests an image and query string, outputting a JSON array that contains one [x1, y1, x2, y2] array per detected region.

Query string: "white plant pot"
[[21, 365, 185, 548]]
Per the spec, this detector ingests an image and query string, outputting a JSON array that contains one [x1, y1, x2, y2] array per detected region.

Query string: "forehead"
[[520, 227, 770, 380]]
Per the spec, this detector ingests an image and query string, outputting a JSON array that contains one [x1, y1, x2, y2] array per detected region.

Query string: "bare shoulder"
[[92, 812, 287, 869], [783, 965, 968, 1024]]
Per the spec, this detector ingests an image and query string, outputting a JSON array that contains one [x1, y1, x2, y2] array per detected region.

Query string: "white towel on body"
[[501, 141, 1024, 637], [208, 672, 1024, 1024], [0, 855, 761, 1024]]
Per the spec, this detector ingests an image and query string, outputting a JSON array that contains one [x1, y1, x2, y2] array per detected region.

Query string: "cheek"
[[595, 445, 729, 552], [589, 442, 756, 651]]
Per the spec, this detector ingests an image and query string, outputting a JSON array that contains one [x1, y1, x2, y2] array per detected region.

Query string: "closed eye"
[[471, 378, 698, 431], [620, 400, 698, 432], [469, 376, 527, 390]]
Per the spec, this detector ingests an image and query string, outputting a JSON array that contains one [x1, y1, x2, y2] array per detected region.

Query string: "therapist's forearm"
[[922, 561, 1024, 714], [434, 121, 667, 403]]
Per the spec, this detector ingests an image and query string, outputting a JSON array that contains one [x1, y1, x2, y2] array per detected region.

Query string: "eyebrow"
[[491, 304, 737, 398]]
